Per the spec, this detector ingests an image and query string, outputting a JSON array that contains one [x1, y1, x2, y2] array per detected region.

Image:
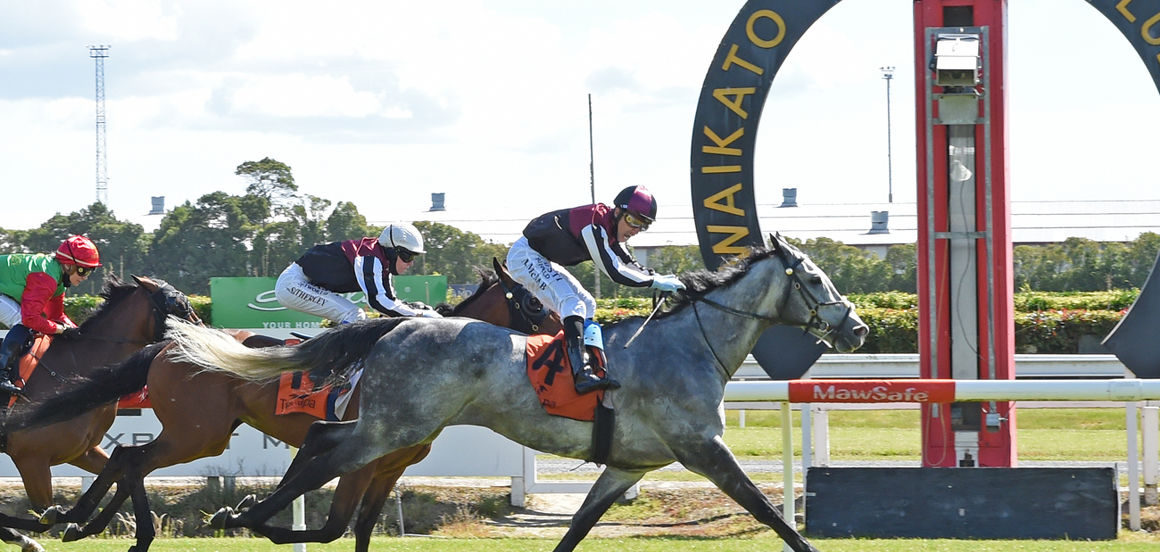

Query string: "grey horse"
[[168, 236, 868, 552]]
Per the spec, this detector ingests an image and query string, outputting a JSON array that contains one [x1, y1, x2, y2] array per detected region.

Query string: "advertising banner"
[[210, 275, 448, 329]]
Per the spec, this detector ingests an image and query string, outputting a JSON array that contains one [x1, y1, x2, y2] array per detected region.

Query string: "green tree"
[[21, 202, 149, 294], [885, 243, 917, 292], [235, 157, 296, 216], [325, 201, 371, 243], [413, 222, 507, 282], [147, 192, 264, 294]]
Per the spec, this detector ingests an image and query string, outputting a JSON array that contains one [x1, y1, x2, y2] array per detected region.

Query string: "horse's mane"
[[651, 245, 781, 321], [436, 268, 498, 316], [75, 274, 139, 331]]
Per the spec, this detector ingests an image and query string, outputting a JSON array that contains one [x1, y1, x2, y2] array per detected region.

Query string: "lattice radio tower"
[[89, 45, 109, 205]]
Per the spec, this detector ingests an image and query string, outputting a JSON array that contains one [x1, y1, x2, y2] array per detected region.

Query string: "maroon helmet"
[[613, 185, 657, 223]]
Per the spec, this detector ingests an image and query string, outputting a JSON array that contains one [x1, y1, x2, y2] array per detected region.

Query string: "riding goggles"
[[76, 265, 96, 277], [396, 248, 418, 263], [624, 212, 651, 231]]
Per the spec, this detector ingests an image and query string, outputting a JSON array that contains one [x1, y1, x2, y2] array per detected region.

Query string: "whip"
[[623, 293, 669, 349]]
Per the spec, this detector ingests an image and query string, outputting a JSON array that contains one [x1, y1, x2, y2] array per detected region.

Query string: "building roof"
[[382, 197, 1160, 249]]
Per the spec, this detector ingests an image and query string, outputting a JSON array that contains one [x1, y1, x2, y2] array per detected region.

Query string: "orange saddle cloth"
[[525, 332, 603, 422]]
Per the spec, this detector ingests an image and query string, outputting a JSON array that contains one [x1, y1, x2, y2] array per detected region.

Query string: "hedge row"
[[61, 290, 1136, 355]]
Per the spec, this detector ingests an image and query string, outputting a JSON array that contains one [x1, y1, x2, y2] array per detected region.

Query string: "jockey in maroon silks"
[[507, 185, 685, 394], [0, 235, 102, 395], [274, 222, 442, 325]]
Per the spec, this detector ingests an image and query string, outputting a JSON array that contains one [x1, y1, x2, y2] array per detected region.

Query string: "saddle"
[[526, 332, 604, 421]]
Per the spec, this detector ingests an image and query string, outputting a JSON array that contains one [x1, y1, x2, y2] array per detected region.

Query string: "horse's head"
[[767, 234, 868, 353], [445, 259, 560, 335], [492, 258, 561, 335], [132, 275, 200, 322]]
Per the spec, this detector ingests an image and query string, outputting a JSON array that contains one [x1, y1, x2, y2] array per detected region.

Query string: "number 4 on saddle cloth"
[[273, 339, 361, 421], [526, 331, 608, 422]]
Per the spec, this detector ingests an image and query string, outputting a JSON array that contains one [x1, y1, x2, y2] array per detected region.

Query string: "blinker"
[[785, 268, 794, 275], [505, 292, 513, 299]]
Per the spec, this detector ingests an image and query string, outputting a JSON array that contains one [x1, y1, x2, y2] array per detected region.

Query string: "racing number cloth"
[[525, 332, 603, 421]]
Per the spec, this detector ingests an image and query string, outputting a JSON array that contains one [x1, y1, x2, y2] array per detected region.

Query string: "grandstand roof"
[[378, 196, 1160, 249]]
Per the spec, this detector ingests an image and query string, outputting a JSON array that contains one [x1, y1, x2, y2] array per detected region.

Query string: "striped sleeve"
[[353, 255, 422, 317], [580, 224, 653, 287]]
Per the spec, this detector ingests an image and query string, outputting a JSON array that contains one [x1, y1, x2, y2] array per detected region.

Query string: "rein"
[[689, 247, 853, 381], [21, 284, 190, 388]]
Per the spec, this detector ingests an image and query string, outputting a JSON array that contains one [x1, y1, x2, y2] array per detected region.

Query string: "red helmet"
[[613, 185, 658, 223], [56, 235, 102, 268]]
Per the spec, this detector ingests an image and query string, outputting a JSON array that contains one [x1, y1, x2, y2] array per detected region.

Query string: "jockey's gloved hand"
[[650, 274, 685, 293], [58, 327, 83, 339]]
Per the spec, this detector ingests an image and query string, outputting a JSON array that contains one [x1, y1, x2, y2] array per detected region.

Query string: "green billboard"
[[210, 275, 449, 329]]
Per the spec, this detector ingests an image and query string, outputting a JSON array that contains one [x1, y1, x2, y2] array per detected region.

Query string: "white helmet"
[[378, 222, 425, 254]]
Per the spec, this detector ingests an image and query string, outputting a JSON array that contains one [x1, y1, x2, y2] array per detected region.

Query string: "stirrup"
[[0, 379, 24, 396], [573, 369, 620, 394]]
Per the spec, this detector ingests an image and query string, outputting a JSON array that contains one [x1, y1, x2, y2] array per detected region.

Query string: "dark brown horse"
[[0, 275, 198, 551], [11, 262, 559, 552]]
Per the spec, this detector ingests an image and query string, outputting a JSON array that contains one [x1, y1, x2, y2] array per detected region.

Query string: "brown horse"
[[12, 262, 559, 552], [0, 275, 198, 551]]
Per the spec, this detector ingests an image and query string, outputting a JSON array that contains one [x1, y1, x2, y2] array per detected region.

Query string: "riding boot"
[[565, 316, 618, 394], [0, 324, 32, 395]]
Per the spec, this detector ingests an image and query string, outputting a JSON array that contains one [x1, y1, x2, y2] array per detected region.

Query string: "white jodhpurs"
[[274, 263, 367, 324], [0, 294, 21, 328], [506, 236, 596, 321]]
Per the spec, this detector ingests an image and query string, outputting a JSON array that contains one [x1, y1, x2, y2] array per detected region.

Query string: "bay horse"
[[170, 236, 868, 552], [0, 275, 197, 552], [7, 262, 558, 552]]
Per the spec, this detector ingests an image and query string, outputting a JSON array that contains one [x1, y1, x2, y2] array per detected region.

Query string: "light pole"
[[880, 65, 895, 203]]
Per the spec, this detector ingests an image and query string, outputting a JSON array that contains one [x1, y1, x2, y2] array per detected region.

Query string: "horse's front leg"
[[552, 466, 645, 552], [353, 445, 433, 552], [43, 446, 127, 526], [5, 459, 58, 532], [675, 435, 819, 552], [245, 465, 375, 545]]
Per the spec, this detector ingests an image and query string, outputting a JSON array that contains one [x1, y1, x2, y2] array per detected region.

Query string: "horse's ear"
[[131, 275, 158, 291], [493, 258, 516, 284], [769, 233, 784, 252]]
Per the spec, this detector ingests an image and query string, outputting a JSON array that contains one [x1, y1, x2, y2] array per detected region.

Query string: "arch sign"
[[690, 0, 1160, 377]]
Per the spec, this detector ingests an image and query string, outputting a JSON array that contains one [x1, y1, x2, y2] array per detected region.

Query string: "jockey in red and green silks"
[[0, 235, 101, 395], [506, 185, 685, 394]]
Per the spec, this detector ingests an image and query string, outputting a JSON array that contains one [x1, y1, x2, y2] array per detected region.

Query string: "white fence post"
[[1128, 402, 1141, 531], [813, 405, 830, 467], [290, 446, 306, 552], [1143, 405, 1158, 506], [781, 402, 794, 552]]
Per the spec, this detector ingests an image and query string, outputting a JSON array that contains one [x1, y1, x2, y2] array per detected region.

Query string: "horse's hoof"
[[208, 507, 234, 530], [37, 505, 62, 526], [61, 523, 82, 542], [235, 494, 256, 511]]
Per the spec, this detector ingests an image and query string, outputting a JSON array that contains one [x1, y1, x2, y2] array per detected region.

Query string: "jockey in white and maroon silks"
[[507, 185, 685, 394], [274, 222, 442, 325]]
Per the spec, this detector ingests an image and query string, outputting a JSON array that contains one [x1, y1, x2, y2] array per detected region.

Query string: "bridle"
[[692, 247, 853, 380], [496, 279, 552, 334]]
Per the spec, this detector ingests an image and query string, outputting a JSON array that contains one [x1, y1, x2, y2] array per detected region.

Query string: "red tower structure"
[[914, 0, 1016, 467]]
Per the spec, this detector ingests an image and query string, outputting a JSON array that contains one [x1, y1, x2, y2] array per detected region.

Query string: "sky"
[[1, 0, 1158, 233]]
